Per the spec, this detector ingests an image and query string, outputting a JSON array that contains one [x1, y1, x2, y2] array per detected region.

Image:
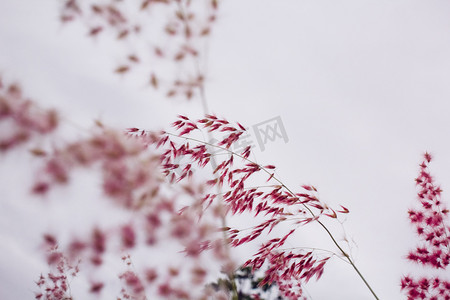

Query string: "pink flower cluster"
[[59, 0, 219, 100], [0, 79, 58, 152], [129, 114, 350, 299], [28, 116, 235, 298], [31, 126, 160, 205], [401, 276, 450, 300], [35, 236, 79, 300], [401, 153, 450, 299]]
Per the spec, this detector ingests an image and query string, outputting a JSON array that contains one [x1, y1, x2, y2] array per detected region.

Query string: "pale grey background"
[[1, 0, 450, 299]]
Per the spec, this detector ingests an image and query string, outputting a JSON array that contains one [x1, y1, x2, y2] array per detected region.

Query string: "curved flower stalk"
[[401, 153, 450, 300], [0, 77, 378, 298], [129, 114, 379, 299], [0, 79, 380, 298]]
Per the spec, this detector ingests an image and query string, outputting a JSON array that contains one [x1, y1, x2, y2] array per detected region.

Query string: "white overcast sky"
[[1, 0, 450, 299]]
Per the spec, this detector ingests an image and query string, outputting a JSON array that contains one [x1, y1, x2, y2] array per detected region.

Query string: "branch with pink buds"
[[129, 114, 380, 300]]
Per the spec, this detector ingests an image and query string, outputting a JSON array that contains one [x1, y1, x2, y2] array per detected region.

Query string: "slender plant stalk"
[[166, 133, 380, 300]]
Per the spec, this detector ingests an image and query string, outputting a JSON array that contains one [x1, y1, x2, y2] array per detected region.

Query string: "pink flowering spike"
[[0, 80, 59, 153], [43, 234, 58, 249], [115, 65, 129, 74], [32, 182, 50, 195], [92, 228, 106, 255], [401, 154, 450, 299], [424, 152, 432, 163], [121, 225, 136, 249], [237, 122, 246, 131], [324, 210, 337, 218], [89, 26, 103, 36], [406, 154, 450, 268], [120, 270, 145, 295], [90, 282, 104, 294], [186, 122, 198, 129], [242, 146, 251, 159], [337, 205, 350, 214], [157, 135, 169, 148], [266, 173, 275, 182], [172, 120, 183, 128]]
